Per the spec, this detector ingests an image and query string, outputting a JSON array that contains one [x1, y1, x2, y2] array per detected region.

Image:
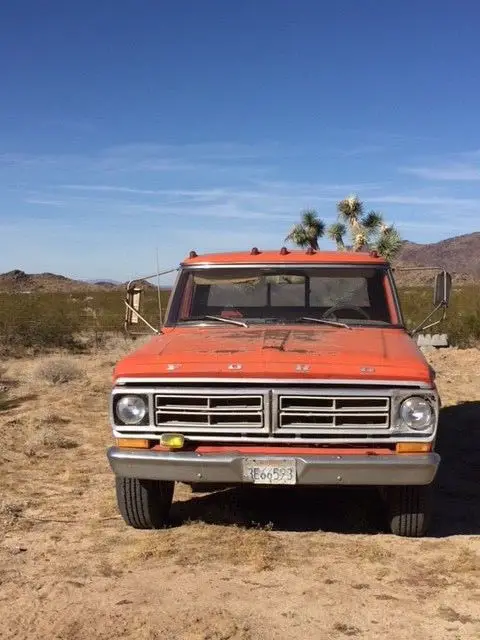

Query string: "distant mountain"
[[0, 270, 166, 293], [0, 270, 120, 293], [394, 232, 480, 284], [85, 278, 121, 286]]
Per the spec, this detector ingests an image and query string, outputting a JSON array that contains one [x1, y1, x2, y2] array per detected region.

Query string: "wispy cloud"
[[61, 184, 263, 200], [255, 180, 385, 194], [42, 180, 389, 225], [61, 181, 383, 198], [0, 141, 278, 176], [0, 153, 61, 168], [93, 141, 279, 174], [367, 193, 480, 208], [102, 141, 275, 161], [327, 128, 438, 146], [25, 181, 480, 235], [401, 147, 480, 181], [61, 184, 167, 196], [402, 163, 480, 181], [335, 145, 384, 157], [24, 198, 67, 207]]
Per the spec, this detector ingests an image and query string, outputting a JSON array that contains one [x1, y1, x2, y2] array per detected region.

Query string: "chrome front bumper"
[[107, 447, 440, 486]]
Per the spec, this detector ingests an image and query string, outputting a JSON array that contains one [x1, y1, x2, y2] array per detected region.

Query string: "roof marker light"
[[280, 246, 289, 255], [189, 250, 198, 259], [306, 247, 315, 255], [370, 250, 379, 258], [250, 247, 260, 255]]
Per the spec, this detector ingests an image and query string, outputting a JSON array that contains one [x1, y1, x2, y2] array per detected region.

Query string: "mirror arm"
[[124, 266, 177, 335], [124, 300, 160, 335], [419, 319, 442, 332], [410, 302, 445, 336], [126, 268, 178, 290]]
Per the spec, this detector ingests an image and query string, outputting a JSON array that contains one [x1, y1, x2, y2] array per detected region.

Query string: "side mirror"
[[125, 285, 143, 326], [433, 271, 452, 307]]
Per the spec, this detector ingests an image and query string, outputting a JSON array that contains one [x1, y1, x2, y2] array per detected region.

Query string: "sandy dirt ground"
[[1, 344, 479, 639]]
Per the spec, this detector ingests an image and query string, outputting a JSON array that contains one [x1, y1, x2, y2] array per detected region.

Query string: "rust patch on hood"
[[198, 327, 337, 354], [262, 329, 292, 351]]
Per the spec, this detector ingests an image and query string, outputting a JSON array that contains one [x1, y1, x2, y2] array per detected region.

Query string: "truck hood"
[[114, 325, 433, 385]]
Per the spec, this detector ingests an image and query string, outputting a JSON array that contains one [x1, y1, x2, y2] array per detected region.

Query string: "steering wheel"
[[323, 304, 370, 320]]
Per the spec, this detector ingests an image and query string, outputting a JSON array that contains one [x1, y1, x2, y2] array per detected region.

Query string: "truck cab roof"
[[182, 249, 388, 267]]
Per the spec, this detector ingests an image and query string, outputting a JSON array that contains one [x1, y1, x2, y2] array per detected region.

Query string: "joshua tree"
[[337, 195, 365, 233], [327, 222, 347, 250], [285, 209, 325, 250], [376, 225, 403, 260], [328, 195, 402, 260]]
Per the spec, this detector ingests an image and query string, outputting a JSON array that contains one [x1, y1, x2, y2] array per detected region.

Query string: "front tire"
[[115, 476, 174, 529], [387, 485, 432, 537]]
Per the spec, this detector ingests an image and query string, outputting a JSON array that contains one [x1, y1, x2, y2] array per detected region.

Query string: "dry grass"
[[32, 357, 84, 385], [0, 345, 479, 639], [0, 498, 29, 527], [130, 523, 282, 572], [24, 424, 78, 457], [399, 546, 480, 592]]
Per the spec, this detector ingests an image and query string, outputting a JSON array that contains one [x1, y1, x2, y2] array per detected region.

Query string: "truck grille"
[[275, 394, 390, 433], [154, 393, 267, 432], [103, 387, 398, 442], [150, 389, 391, 438]]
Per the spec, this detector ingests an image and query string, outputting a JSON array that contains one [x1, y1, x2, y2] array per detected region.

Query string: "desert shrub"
[[0, 294, 82, 355], [0, 366, 17, 410], [0, 390, 8, 411], [0, 499, 28, 528], [24, 426, 78, 456], [0, 289, 169, 355], [38, 411, 70, 425], [398, 284, 480, 347], [33, 358, 84, 385], [445, 310, 480, 347]]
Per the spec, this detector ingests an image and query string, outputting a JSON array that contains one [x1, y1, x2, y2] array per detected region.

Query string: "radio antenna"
[[156, 248, 163, 328]]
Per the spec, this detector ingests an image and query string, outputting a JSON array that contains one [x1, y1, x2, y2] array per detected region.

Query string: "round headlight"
[[400, 397, 433, 431], [116, 395, 147, 425]]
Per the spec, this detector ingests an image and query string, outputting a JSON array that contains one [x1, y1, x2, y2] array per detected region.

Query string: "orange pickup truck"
[[107, 248, 451, 537]]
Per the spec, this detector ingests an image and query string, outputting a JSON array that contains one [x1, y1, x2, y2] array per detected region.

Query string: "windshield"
[[167, 266, 399, 327]]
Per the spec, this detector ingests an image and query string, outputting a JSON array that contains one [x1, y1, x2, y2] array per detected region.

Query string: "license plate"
[[242, 458, 297, 485]]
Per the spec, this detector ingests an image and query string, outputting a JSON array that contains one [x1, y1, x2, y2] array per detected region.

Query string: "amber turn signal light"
[[396, 442, 432, 454], [116, 438, 150, 449]]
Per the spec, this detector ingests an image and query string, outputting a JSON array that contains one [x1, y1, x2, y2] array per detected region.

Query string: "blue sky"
[[1, 0, 480, 282]]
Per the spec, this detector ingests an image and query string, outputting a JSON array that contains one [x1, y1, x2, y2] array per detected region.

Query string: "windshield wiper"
[[180, 315, 249, 328], [298, 317, 352, 330]]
